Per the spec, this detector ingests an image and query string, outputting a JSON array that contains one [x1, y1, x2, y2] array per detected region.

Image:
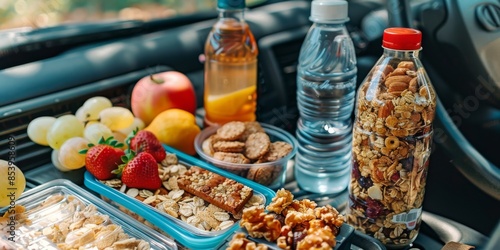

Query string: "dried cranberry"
[[400, 156, 414, 171], [352, 161, 361, 179], [358, 176, 373, 189], [391, 172, 400, 182], [365, 198, 386, 219], [271, 212, 285, 226], [292, 231, 307, 250], [403, 136, 416, 145]]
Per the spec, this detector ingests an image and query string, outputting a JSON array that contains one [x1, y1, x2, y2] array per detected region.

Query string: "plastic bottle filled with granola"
[[346, 28, 437, 248]]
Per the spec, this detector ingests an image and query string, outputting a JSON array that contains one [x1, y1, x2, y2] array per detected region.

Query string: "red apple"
[[131, 71, 197, 125]]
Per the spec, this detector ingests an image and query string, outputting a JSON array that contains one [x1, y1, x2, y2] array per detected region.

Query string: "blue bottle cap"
[[218, 0, 246, 9]]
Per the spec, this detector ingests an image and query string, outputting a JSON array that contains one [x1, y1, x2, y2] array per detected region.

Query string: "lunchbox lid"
[[2, 179, 178, 250], [84, 145, 276, 249]]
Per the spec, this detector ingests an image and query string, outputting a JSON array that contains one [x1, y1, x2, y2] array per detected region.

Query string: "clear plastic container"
[[84, 145, 276, 250], [194, 123, 298, 190], [203, 0, 258, 126], [346, 28, 437, 248], [294, 0, 357, 195], [0, 179, 177, 250]]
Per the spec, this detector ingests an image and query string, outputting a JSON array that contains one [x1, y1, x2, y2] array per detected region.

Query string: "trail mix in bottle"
[[346, 28, 437, 248]]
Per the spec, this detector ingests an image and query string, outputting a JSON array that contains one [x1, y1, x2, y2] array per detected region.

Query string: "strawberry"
[[129, 130, 166, 163], [117, 152, 162, 190], [82, 141, 125, 180]]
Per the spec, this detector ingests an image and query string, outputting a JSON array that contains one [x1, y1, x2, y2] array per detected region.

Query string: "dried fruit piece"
[[378, 101, 395, 118]]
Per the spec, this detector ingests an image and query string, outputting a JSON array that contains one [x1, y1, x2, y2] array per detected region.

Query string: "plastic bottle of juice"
[[203, 0, 258, 126]]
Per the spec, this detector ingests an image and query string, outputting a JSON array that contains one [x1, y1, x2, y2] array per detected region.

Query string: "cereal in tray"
[[101, 152, 265, 232], [347, 60, 436, 245], [227, 189, 345, 250], [0, 194, 149, 250]]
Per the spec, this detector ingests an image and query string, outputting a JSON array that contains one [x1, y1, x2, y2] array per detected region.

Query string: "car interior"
[[0, 0, 499, 249]]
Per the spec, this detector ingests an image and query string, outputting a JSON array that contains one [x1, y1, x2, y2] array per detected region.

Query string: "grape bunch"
[[27, 96, 145, 172]]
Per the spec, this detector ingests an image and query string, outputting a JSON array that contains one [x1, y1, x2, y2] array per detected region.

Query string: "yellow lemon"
[[0, 160, 26, 207], [145, 109, 201, 155]]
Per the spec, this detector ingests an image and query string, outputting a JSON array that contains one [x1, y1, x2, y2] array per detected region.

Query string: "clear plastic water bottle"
[[294, 0, 357, 194]]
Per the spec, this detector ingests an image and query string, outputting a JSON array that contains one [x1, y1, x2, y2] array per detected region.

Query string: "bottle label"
[[391, 207, 422, 230]]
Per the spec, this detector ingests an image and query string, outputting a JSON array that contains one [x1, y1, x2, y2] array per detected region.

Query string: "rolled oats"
[[125, 188, 139, 198], [348, 59, 436, 246], [101, 153, 265, 233]]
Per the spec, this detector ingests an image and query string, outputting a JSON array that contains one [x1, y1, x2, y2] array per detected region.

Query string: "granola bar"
[[177, 166, 254, 214]]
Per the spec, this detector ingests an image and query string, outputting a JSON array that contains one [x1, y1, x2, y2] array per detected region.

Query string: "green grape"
[[99, 107, 135, 131], [117, 117, 145, 136], [27, 116, 56, 146], [46, 115, 84, 150], [84, 123, 113, 144], [58, 137, 89, 170], [52, 150, 71, 172], [78, 96, 113, 122], [75, 106, 86, 122]]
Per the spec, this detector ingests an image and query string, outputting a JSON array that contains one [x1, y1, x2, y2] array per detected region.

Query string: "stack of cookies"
[[201, 121, 293, 186]]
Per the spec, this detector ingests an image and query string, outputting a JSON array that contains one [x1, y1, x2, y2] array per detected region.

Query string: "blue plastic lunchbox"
[[84, 145, 276, 249]]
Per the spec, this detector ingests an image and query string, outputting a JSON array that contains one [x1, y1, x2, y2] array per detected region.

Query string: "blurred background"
[[0, 0, 263, 30]]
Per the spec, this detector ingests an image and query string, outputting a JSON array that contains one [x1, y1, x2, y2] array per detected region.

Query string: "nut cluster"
[[347, 60, 436, 246], [228, 189, 344, 250]]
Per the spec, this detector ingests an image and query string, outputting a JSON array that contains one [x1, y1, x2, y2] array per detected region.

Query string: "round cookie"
[[213, 152, 251, 164], [241, 121, 265, 141], [212, 141, 245, 153], [244, 132, 271, 160], [260, 141, 293, 162], [216, 121, 246, 141], [246, 166, 274, 186], [202, 136, 215, 156]]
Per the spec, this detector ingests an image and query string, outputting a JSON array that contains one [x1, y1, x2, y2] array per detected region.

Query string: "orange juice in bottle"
[[203, 0, 258, 126]]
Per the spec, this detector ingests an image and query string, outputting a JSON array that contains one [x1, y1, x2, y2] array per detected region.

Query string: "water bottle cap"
[[310, 0, 349, 23], [217, 0, 245, 9], [382, 27, 422, 50]]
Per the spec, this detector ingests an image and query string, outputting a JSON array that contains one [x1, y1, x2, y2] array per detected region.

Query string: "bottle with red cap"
[[346, 27, 437, 248]]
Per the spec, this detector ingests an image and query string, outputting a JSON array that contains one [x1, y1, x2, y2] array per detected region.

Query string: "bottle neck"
[[383, 48, 420, 59], [218, 8, 245, 22], [313, 22, 346, 28]]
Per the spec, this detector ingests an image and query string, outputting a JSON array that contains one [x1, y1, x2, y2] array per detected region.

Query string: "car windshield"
[[0, 0, 266, 30]]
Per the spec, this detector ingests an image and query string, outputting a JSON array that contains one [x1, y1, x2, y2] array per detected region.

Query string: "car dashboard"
[[0, 1, 498, 249]]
